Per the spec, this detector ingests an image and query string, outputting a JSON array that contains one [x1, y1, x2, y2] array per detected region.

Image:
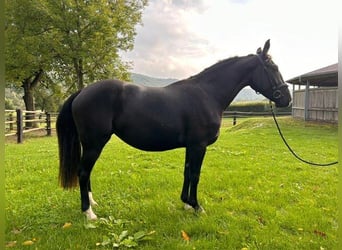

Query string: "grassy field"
[[5, 117, 338, 249]]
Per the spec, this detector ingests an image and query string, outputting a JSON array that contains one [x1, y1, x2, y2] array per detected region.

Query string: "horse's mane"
[[191, 54, 255, 79]]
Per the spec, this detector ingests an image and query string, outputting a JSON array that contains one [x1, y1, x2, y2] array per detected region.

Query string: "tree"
[[43, 0, 148, 92], [5, 0, 148, 113], [34, 75, 64, 112], [5, 0, 54, 113], [5, 0, 55, 126]]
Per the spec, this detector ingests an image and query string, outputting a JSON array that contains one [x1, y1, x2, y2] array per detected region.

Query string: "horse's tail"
[[56, 91, 81, 189]]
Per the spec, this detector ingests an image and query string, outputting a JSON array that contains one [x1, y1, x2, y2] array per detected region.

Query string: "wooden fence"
[[5, 109, 58, 143], [292, 87, 338, 122], [223, 110, 291, 125], [5, 109, 291, 143]]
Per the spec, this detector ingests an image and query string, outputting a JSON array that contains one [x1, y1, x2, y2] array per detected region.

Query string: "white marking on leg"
[[184, 204, 193, 210], [183, 204, 206, 213], [88, 192, 98, 206], [84, 205, 97, 220]]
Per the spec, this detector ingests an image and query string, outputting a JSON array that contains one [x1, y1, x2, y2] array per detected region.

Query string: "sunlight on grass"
[[5, 117, 338, 249]]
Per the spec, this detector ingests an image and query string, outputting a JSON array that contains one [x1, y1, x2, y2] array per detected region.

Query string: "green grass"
[[5, 117, 338, 249]]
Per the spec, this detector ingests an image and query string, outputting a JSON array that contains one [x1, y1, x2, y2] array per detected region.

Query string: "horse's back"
[[73, 79, 124, 104]]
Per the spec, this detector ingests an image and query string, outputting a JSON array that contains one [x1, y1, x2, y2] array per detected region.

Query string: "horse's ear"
[[256, 47, 262, 54], [262, 39, 270, 56]]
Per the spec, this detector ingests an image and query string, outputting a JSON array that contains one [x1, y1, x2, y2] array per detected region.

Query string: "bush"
[[226, 100, 292, 113]]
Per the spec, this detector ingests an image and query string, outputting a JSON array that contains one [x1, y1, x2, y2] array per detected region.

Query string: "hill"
[[130, 73, 264, 102], [130, 73, 177, 87]]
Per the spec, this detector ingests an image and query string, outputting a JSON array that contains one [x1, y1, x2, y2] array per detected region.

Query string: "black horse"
[[57, 40, 291, 220]]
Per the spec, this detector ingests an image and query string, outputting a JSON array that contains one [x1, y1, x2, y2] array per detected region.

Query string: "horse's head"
[[250, 39, 291, 107]]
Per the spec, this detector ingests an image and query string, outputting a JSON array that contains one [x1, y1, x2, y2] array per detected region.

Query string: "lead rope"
[[270, 103, 338, 167]]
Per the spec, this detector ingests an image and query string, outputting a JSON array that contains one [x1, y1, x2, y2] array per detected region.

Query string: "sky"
[[121, 0, 339, 82]]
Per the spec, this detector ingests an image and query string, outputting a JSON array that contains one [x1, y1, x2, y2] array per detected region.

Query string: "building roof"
[[286, 63, 337, 86]]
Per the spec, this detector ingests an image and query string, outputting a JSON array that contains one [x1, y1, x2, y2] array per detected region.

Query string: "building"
[[286, 63, 338, 122]]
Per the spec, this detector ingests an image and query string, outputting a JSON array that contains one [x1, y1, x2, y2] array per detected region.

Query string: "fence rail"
[[5, 109, 58, 143], [223, 110, 291, 125], [5, 109, 291, 143]]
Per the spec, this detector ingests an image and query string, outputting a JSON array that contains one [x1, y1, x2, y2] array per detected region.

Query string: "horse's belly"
[[116, 131, 185, 151], [113, 121, 185, 151]]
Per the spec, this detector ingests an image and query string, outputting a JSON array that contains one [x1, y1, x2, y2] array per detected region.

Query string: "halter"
[[256, 54, 288, 100]]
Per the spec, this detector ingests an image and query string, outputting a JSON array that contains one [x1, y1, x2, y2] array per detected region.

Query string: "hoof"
[[183, 203, 206, 213], [184, 204, 193, 210], [84, 206, 97, 220], [195, 205, 206, 214], [88, 192, 98, 206]]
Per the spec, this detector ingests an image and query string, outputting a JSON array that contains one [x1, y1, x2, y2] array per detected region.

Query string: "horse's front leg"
[[180, 150, 190, 205], [181, 145, 206, 212]]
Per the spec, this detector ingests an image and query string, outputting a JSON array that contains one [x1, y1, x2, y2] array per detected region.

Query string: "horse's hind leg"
[[79, 147, 102, 220], [88, 180, 98, 206], [79, 137, 109, 220]]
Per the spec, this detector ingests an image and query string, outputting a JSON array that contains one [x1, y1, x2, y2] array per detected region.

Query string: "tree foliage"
[[5, 0, 54, 112], [5, 0, 52, 83], [44, 0, 148, 91], [5, 0, 148, 111]]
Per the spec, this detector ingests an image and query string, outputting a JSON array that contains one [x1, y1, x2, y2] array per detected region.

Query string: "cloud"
[[170, 0, 208, 12], [124, 0, 213, 78], [123, 0, 338, 80]]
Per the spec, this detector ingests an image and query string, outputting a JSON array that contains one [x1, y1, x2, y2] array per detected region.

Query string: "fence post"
[[9, 113, 13, 131], [16, 109, 23, 143], [233, 112, 237, 126], [46, 112, 51, 136]]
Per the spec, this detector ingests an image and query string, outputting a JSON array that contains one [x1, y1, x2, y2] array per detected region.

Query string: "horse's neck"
[[193, 55, 257, 111]]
